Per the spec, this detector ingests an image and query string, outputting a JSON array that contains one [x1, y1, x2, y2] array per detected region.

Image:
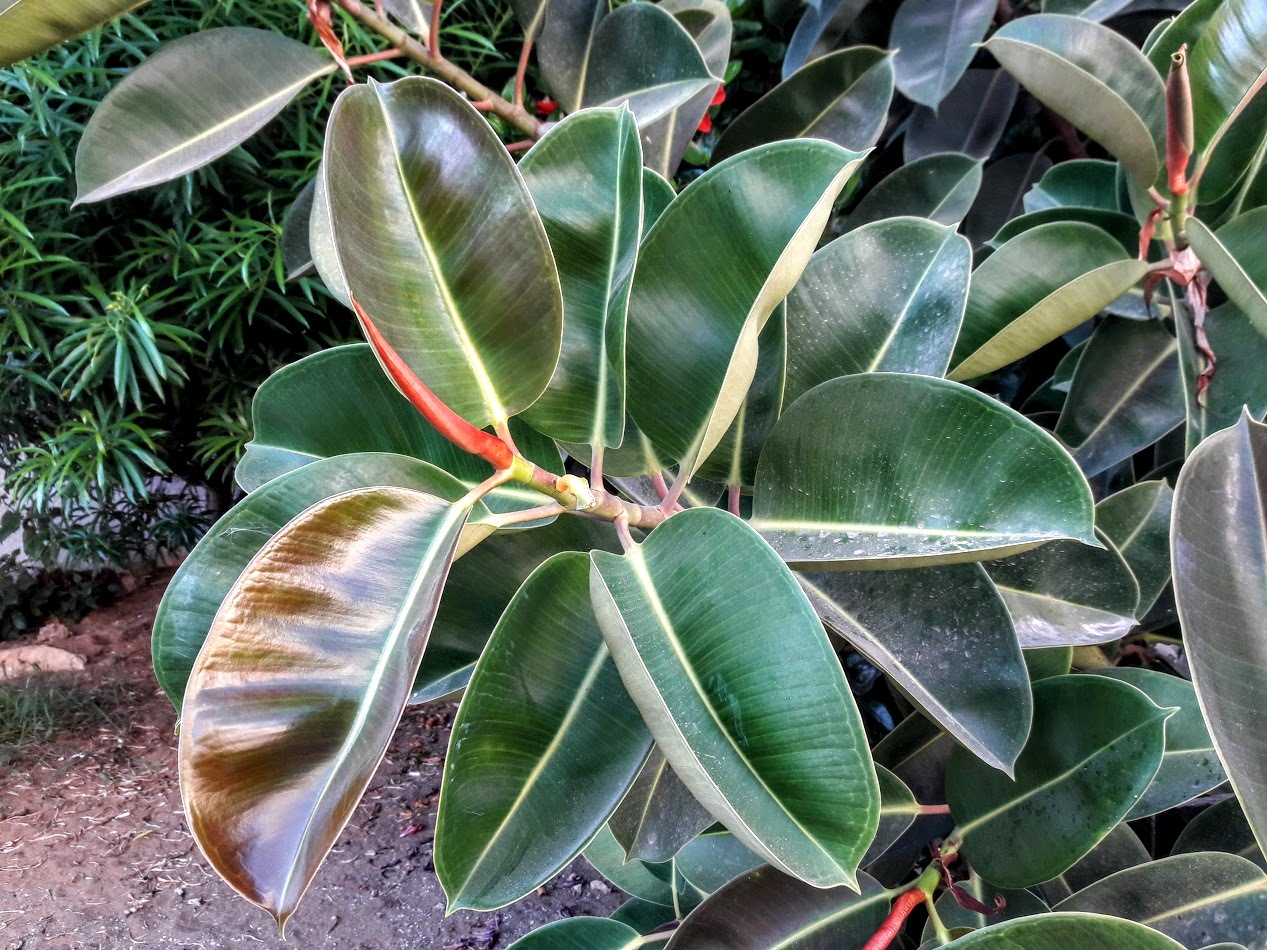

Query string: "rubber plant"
[[18, 0, 1267, 944]]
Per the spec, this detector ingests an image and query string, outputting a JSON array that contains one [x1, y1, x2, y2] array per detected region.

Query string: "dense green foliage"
[[8, 0, 1267, 946]]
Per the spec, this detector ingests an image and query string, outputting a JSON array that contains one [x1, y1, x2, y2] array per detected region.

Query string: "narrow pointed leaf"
[[1035, 822, 1152, 905], [1096, 480, 1174, 617], [519, 108, 642, 448], [580, 3, 716, 126], [889, 0, 995, 108], [1056, 318, 1184, 477], [752, 374, 1098, 568], [1056, 853, 1267, 949], [1173, 412, 1267, 861], [625, 140, 863, 476], [1173, 798, 1266, 871], [906, 70, 1019, 162], [435, 553, 652, 911], [984, 532, 1139, 647], [983, 14, 1165, 183], [281, 179, 317, 281], [590, 508, 879, 888], [921, 875, 1048, 942], [949, 223, 1149, 382], [179, 488, 470, 927], [665, 867, 890, 949], [325, 77, 562, 427], [583, 824, 675, 906], [1186, 0, 1267, 169], [153, 453, 488, 709], [712, 47, 893, 163], [675, 830, 764, 895], [641, 0, 732, 178], [74, 29, 335, 204], [944, 913, 1187, 949], [236, 345, 556, 515], [609, 747, 715, 864], [507, 918, 643, 950], [799, 563, 1031, 773], [947, 674, 1169, 888], [1, 0, 149, 66], [1186, 211, 1267, 338], [1088, 669, 1225, 819], [784, 217, 971, 405], [844, 154, 983, 231], [417, 515, 620, 704]]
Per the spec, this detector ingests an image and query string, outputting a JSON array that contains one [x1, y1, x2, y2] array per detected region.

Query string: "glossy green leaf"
[[1178, 303, 1267, 452], [417, 515, 620, 704], [984, 532, 1139, 647], [1088, 668, 1225, 819], [1035, 822, 1152, 905], [308, 165, 350, 308], [845, 154, 983, 231], [1056, 853, 1267, 949], [948, 674, 1169, 888], [641, 0, 732, 178], [153, 453, 487, 709], [949, 223, 1149, 382], [963, 152, 1053, 248], [921, 875, 1048, 942], [325, 77, 562, 428], [642, 169, 676, 227], [1173, 799, 1266, 872], [624, 140, 863, 476], [1186, 0, 1267, 170], [235, 345, 555, 516], [1026, 646, 1074, 681], [712, 47, 893, 163], [665, 867, 890, 949], [280, 178, 316, 281], [866, 765, 921, 865], [944, 913, 1187, 949], [784, 218, 971, 404], [435, 553, 651, 911], [799, 563, 1030, 773], [610, 897, 676, 934], [74, 29, 335, 204], [781, 0, 871, 80], [1025, 159, 1123, 214], [1056, 318, 1184, 477], [695, 304, 786, 488], [583, 824, 675, 906], [514, 0, 607, 114], [1186, 211, 1267, 339], [889, 0, 995, 108], [519, 108, 642, 449], [983, 15, 1166, 183], [590, 507, 879, 888], [991, 208, 1140, 257], [752, 374, 1098, 568], [608, 747, 714, 864], [579, 2, 717, 125], [1, 0, 149, 66], [179, 488, 470, 927], [507, 918, 643, 950], [1041, 0, 1134, 21], [871, 715, 955, 877], [1096, 480, 1174, 617], [674, 830, 764, 895], [905, 70, 1019, 162], [1173, 412, 1267, 861]]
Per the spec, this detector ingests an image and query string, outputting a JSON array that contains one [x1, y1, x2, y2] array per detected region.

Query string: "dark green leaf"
[[1025, 160, 1123, 213], [583, 824, 675, 906], [889, 0, 995, 108], [1185, 210, 1267, 339], [921, 875, 1048, 942], [608, 747, 714, 864], [506, 918, 643, 949], [1035, 822, 1152, 904], [674, 830, 764, 895], [1173, 798, 1266, 872], [944, 913, 1187, 949], [1177, 303, 1267, 452], [1096, 480, 1174, 617], [905, 70, 1019, 162], [845, 154, 983, 231]]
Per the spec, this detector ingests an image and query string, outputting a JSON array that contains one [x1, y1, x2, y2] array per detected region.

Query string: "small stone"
[[0, 644, 86, 680]]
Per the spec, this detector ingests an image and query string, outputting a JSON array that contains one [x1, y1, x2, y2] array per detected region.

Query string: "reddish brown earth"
[[0, 570, 622, 949]]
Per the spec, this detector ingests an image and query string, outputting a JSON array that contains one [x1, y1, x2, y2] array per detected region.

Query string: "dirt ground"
[[0, 570, 624, 949]]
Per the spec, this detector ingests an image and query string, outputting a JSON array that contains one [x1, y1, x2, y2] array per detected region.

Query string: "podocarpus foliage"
[[9, 0, 1267, 945]]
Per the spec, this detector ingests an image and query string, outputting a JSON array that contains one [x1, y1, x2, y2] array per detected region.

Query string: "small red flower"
[[535, 97, 558, 116], [711, 84, 726, 106], [697, 113, 713, 134]]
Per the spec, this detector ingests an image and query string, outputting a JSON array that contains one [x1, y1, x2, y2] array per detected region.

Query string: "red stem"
[[429, 0, 443, 58], [514, 34, 534, 109], [345, 48, 403, 67], [351, 296, 514, 469], [861, 889, 925, 950]]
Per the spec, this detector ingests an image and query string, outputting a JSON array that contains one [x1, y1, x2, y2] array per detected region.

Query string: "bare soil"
[[0, 570, 623, 949]]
